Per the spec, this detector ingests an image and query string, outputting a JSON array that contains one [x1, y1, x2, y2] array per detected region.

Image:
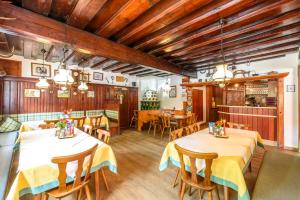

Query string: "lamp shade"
[[212, 64, 233, 82], [36, 78, 49, 90], [78, 81, 88, 91], [53, 69, 74, 85]]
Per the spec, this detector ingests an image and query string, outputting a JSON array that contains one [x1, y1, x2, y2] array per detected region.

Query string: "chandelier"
[[53, 48, 74, 86], [36, 48, 49, 91], [212, 19, 233, 88], [78, 65, 88, 92]]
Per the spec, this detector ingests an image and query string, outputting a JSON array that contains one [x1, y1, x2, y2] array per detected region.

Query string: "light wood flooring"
[[9, 129, 268, 200]]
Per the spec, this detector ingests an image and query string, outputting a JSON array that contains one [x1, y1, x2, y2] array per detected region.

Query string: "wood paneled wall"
[[0, 77, 138, 121]]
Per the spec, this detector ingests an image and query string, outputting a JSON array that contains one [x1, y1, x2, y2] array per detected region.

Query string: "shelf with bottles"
[[140, 101, 160, 110]]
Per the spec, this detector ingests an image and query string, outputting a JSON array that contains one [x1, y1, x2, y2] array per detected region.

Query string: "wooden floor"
[[11, 129, 269, 200]]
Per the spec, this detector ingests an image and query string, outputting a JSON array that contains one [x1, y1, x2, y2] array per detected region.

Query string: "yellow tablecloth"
[[159, 128, 263, 200], [7, 128, 117, 200]]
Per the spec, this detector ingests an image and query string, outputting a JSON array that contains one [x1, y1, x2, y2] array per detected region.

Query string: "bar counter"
[[217, 105, 277, 141]]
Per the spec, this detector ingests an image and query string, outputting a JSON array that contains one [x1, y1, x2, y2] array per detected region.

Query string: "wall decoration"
[[24, 89, 40, 98], [87, 91, 95, 98], [93, 72, 103, 81], [116, 76, 125, 82], [57, 90, 70, 98], [286, 85, 295, 92], [169, 86, 177, 98], [31, 63, 51, 77], [80, 72, 90, 82]]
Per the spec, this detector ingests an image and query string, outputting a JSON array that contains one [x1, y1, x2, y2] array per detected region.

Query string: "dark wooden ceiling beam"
[[102, 62, 129, 71], [66, 0, 108, 29], [149, 0, 296, 54], [135, 71, 159, 76], [0, 3, 186, 75], [178, 31, 300, 64], [172, 21, 300, 62], [166, 8, 300, 57], [191, 47, 299, 69], [111, 64, 136, 72], [185, 38, 300, 66], [21, 0, 53, 16], [45, 45, 54, 61], [90, 58, 109, 68], [115, 0, 193, 43], [129, 69, 152, 75], [120, 66, 143, 73], [133, 0, 257, 49]]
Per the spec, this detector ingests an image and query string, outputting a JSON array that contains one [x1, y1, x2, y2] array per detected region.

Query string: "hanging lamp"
[[36, 48, 49, 91], [53, 47, 74, 85], [212, 19, 233, 87], [78, 66, 88, 92]]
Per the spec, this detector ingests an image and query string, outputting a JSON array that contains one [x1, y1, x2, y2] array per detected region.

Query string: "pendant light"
[[212, 19, 233, 87], [53, 47, 74, 85], [36, 48, 49, 91], [78, 61, 88, 92]]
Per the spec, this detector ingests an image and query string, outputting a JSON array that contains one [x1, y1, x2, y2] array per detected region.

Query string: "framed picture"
[[87, 91, 95, 98], [169, 86, 177, 98], [286, 85, 295, 92], [57, 90, 70, 98], [80, 72, 90, 82], [24, 89, 40, 98], [31, 63, 51, 77], [93, 72, 103, 81]]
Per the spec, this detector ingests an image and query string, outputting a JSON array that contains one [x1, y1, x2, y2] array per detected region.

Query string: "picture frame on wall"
[[80, 72, 90, 82], [286, 85, 295, 92], [57, 90, 70, 98], [87, 91, 95, 98], [31, 63, 51, 77], [169, 86, 177, 98], [93, 72, 103, 81], [24, 89, 40, 98]]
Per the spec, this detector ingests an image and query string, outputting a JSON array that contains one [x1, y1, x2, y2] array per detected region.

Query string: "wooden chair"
[[161, 115, 177, 140], [175, 144, 219, 200], [184, 124, 197, 136], [190, 113, 197, 124], [130, 110, 138, 128], [71, 117, 86, 128], [83, 124, 93, 135], [227, 122, 250, 130], [44, 119, 59, 127], [39, 123, 55, 129], [148, 114, 161, 136], [45, 144, 98, 200], [96, 129, 111, 192]]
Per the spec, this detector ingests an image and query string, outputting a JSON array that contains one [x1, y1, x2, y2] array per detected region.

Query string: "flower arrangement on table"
[[214, 119, 228, 138], [55, 119, 75, 139]]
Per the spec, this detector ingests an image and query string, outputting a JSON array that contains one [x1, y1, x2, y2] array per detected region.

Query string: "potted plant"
[[214, 119, 226, 136], [55, 121, 67, 138]]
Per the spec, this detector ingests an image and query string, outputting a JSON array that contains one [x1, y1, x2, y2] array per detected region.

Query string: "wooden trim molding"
[[217, 111, 277, 118], [217, 105, 277, 109], [277, 77, 284, 148]]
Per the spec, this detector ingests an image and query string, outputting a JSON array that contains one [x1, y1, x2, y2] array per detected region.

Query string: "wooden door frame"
[[298, 50, 300, 152], [192, 87, 206, 123]]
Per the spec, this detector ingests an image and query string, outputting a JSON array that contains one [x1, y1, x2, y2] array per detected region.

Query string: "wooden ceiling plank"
[[149, 0, 295, 54], [173, 21, 300, 62], [128, 69, 151, 75], [0, 3, 186, 75], [115, 0, 193, 43], [45, 45, 54, 61], [137, 71, 161, 77], [22, 0, 53, 16], [191, 47, 299, 68], [94, 0, 159, 38], [90, 58, 111, 68], [102, 62, 126, 71], [185, 36, 300, 66], [133, 0, 254, 49], [167, 8, 300, 57], [133, 70, 156, 76], [66, 0, 108, 29], [111, 64, 135, 72]]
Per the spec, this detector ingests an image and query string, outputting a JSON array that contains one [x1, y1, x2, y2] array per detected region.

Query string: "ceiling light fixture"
[[36, 48, 49, 91], [212, 19, 233, 88], [53, 47, 74, 86]]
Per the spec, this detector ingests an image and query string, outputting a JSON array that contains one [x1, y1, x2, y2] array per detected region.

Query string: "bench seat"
[[252, 150, 300, 200], [0, 131, 18, 200]]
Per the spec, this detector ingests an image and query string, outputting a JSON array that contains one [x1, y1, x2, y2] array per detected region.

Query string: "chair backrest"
[[71, 117, 86, 128], [162, 114, 171, 127], [133, 110, 138, 118], [97, 129, 111, 144], [170, 128, 184, 141], [51, 144, 98, 193], [44, 119, 60, 126], [195, 122, 203, 131], [88, 116, 102, 126], [191, 113, 197, 124], [39, 123, 55, 129], [184, 124, 196, 135], [83, 124, 93, 135], [227, 122, 250, 130], [175, 144, 218, 187]]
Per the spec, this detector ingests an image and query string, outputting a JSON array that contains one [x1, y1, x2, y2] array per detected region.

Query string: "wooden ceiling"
[[0, 0, 299, 76]]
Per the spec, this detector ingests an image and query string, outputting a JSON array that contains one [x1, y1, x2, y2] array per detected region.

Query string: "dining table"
[[159, 128, 264, 200], [7, 127, 117, 200]]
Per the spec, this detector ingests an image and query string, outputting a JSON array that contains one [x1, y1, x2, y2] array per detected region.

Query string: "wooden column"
[[298, 49, 300, 152], [277, 77, 284, 148]]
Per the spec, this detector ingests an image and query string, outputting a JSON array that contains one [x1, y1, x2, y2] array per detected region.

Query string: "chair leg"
[[188, 186, 192, 196], [178, 179, 183, 197], [173, 169, 179, 188], [161, 127, 165, 139], [44, 193, 49, 200], [84, 185, 92, 200], [198, 190, 202, 200], [180, 182, 186, 200], [208, 191, 213, 200], [101, 168, 110, 192], [215, 187, 220, 200], [77, 189, 83, 200], [153, 124, 157, 136], [248, 161, 252, 172], [148, 122, 152, 134]]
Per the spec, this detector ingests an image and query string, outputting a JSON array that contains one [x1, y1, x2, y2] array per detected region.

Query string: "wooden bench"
[[252, 150, 300, 200]]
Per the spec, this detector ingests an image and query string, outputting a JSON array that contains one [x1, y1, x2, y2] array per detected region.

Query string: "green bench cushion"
[[252, 150, 300, 200]]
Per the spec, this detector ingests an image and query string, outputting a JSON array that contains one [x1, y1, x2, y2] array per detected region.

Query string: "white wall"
[[6, 55, 139, 87], [197, 53, 299, 148]]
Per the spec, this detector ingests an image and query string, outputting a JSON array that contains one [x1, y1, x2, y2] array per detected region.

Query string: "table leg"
[[224, 186, 229, 200], [34, 194, 42, 200], [95, 170, 100, 200]]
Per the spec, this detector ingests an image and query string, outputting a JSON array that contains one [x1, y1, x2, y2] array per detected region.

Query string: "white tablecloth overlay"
[[174, 128, 259, 172], [19, 128, 103, 178]]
